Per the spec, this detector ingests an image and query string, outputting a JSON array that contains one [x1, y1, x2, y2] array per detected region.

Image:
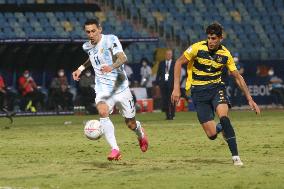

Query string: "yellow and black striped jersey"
[[183, 40, 237, 90]]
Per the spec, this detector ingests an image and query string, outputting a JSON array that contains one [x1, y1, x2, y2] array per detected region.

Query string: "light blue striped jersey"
[[82, 34, 129, 94]]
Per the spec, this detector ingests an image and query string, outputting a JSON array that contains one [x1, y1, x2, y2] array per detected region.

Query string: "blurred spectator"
[[156, 49, 175, 120], [268, 67, 284, 106], [256, 65, 269, 77], [124, 64, 134, 86], [18, 70, 45, 112], [49, 69, 73, 111], [0, 73, 16, 111], [0, 74, 8, 111], [0, 73, 7, 111], [140, 58, 153, 98], [77, 69, 97, 114], [228, 54, 245, 107]]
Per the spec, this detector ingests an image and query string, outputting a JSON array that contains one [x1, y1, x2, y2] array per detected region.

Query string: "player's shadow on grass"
[[182, 158, 229, 165], [80, 160, 137, 171]]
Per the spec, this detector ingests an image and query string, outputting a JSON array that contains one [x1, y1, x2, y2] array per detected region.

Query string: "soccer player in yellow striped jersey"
[[171, 22, 260, 166]]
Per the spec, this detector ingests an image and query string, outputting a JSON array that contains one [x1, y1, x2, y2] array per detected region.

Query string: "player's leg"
[[124, 117, 143, 138], [96, 97, 121, 161], [115, 88, 148, 152], [214, 88, 243, 166], [125, 117, 148, 152], [193, 99, 220, 140], [201, 120, 218, 140]]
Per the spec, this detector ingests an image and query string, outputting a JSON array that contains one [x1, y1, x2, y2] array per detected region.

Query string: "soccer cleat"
[[232, 156, 244, 166], [107, 149, 121, 161], [138, 128, 148, 152]]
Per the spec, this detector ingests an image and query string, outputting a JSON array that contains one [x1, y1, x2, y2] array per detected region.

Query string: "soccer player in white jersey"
[[72, 19, 148, 161]]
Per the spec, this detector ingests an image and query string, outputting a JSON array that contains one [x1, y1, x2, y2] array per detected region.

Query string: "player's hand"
[[248, 99, 261, 115], [171, 88, 181, 105], [72, 69, 82, 81], [101, 64, 112, 74]]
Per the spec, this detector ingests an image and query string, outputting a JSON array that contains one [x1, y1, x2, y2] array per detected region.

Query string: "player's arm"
[[101, 35, 127, 73], [19, 77, 30, 89], [112, 52, 127, 69], [82, 58, 92, 68], [72, 58, 92, 81], [230, 70, 261, 114], [101, 51, 127, 73], [171, 44, 196, 104], [30, 78, 37, 89], [171, 54, 189, 104]]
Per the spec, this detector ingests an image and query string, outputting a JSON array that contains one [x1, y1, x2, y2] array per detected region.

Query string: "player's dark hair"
[[206, 22, 223, 37], [84, 19, 101, 27]]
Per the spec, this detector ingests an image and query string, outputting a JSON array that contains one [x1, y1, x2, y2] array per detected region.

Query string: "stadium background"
[[0, 0, 284, 112], [0, 1, 284, 188]]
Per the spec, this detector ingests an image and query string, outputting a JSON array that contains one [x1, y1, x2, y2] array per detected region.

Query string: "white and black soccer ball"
[[84, 120, 103, 140]]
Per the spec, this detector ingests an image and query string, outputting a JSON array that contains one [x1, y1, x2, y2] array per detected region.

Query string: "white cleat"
[[232, 156, 244, 166]]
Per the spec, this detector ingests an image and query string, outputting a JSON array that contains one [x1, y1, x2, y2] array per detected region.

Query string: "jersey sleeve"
[[185, 63, 193, 91], [226, 53, 237, 72], [82, 41, 92, 53], [110, 35, 123, 55], [183, 43, 198, 62]]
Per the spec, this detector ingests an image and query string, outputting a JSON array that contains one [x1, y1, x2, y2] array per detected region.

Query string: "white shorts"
[[95, 88, 136, 118]]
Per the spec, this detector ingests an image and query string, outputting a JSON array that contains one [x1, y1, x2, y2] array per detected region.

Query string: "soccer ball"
[[84, 120, 103, 140]]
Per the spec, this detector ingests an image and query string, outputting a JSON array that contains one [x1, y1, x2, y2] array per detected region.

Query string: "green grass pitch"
[[0, 110, 283, 189]]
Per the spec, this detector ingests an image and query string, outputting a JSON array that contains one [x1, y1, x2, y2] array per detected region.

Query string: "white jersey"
[[82, 34, 129, 94]]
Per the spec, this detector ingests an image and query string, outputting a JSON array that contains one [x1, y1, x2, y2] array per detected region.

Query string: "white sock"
[[134, 121, 144, 139], [100, 117, 119, 151]]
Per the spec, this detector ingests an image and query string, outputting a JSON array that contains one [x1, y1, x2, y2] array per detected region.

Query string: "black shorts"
[[191, 83, 231, 124]]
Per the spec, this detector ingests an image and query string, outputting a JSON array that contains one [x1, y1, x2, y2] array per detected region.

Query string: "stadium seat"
[[0, 0, 283, 61]]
